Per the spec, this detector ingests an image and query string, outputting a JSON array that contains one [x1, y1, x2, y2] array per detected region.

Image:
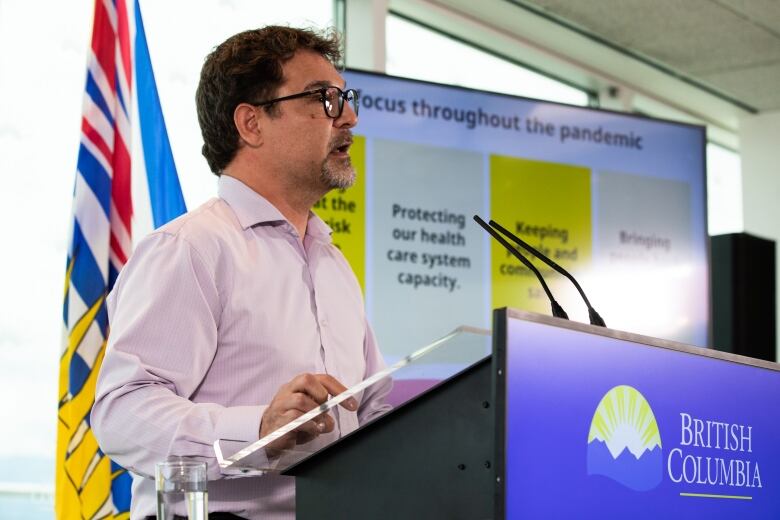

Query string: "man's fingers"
[[294, 418, 321, 440], [295, 412, 340, 444], [283, 392, 352, 423], [316, 411, 335, 433], [286, 373, 359, 413], [289, 373, 329, 404], [261, 409, 303, 453], [286, 408, 335, 437], [273, 409, 304, 433], [283, 392, 321, 414], [263, 373, 357, 452], [291, 413, 333, 445], [314, 374, 359, 411], [274, 408, 333, 436]]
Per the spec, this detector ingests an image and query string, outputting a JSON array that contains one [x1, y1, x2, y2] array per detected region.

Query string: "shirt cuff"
[[215, 404, 265, 442]]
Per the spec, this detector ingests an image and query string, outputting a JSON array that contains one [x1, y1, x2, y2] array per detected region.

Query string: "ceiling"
[[514, 0, 780, 112]]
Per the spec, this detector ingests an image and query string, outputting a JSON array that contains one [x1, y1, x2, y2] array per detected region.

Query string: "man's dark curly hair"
[[195, 26, 342, 175]]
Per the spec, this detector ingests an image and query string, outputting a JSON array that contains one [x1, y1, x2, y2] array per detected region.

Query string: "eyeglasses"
[[254, 86, 359, 119]]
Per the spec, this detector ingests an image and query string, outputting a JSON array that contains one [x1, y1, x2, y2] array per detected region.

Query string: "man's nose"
[[334, 100, 358, 128]]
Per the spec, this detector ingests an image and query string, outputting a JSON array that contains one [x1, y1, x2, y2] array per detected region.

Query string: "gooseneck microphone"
[[473, 215, 569, 320], [487, 219, 606, 327]]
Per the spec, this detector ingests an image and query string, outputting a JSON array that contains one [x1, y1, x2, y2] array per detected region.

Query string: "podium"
[[289, 355, 495, 519], [215, 309, 780, 519]]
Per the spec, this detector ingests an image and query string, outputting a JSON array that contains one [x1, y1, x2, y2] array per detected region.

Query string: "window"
[[706, 143, 743, 235], [386, 14, 590, 106]]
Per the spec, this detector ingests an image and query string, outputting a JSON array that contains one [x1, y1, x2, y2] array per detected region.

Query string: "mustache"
[[329, 131, 353, 151]]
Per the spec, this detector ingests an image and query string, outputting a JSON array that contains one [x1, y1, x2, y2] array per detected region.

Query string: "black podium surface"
[[284, 357, 496, 519]]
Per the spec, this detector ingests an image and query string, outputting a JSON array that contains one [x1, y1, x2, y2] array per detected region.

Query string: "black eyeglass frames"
[[254, 86, 359, 119]]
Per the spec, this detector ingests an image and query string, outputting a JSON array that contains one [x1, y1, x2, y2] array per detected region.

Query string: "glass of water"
[[155, 458, 208, 520]]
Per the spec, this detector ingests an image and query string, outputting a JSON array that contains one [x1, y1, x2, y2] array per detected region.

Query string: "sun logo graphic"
[[587, 385, 663, 491]]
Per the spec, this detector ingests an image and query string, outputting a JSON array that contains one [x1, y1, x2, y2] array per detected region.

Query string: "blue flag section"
[[134, 0, 186, 228], [57, 1, 186, 518]]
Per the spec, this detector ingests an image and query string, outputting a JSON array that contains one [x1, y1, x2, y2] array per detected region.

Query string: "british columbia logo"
[[587, 385, 663, 491]]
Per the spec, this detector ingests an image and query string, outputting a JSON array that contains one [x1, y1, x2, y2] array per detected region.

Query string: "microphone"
[[487, 219, 606, 327], [473, 215, 569, 320]]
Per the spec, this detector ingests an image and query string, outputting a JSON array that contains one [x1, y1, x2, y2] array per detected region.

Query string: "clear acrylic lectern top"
[[213, 325, 491, 476]]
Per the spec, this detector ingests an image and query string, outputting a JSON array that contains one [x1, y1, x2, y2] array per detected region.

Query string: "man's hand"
[[260, 373, 358, 454]]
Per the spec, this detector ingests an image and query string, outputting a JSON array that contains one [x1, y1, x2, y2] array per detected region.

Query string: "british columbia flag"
[[57, 0, 186, 517]]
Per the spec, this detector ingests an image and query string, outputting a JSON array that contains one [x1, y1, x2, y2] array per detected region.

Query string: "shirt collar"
[[218, 175, 333, 240]]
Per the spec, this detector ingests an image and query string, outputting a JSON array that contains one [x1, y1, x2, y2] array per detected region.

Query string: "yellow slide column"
[[490, 155, 591, 315]]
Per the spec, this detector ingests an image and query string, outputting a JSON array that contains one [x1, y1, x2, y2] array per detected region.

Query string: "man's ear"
[[233, 103, 264, 148]]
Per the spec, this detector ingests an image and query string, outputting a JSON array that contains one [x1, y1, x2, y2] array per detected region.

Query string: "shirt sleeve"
[[91, 231, 264, 480], [357, 322, 393, 424]]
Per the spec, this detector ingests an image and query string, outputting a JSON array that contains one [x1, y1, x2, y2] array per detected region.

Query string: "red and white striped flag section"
[[57, 0, 186, 517]]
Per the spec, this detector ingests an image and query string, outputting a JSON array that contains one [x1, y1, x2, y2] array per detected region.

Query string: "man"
[[92, 26, 390, 519]]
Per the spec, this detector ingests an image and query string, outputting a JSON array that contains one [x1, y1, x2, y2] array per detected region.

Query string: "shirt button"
[[320, 319, 328, 327]]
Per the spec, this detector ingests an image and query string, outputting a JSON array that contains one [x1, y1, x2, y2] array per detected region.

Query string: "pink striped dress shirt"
[[92, 175, 390, 519]]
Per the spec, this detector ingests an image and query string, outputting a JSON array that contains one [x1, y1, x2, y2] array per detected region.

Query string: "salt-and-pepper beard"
[[320, 157, 355, 190], [319, 133, 356, 189]]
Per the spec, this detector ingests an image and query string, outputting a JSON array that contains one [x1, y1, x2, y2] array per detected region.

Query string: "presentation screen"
[[320, 70, 708, 359]]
